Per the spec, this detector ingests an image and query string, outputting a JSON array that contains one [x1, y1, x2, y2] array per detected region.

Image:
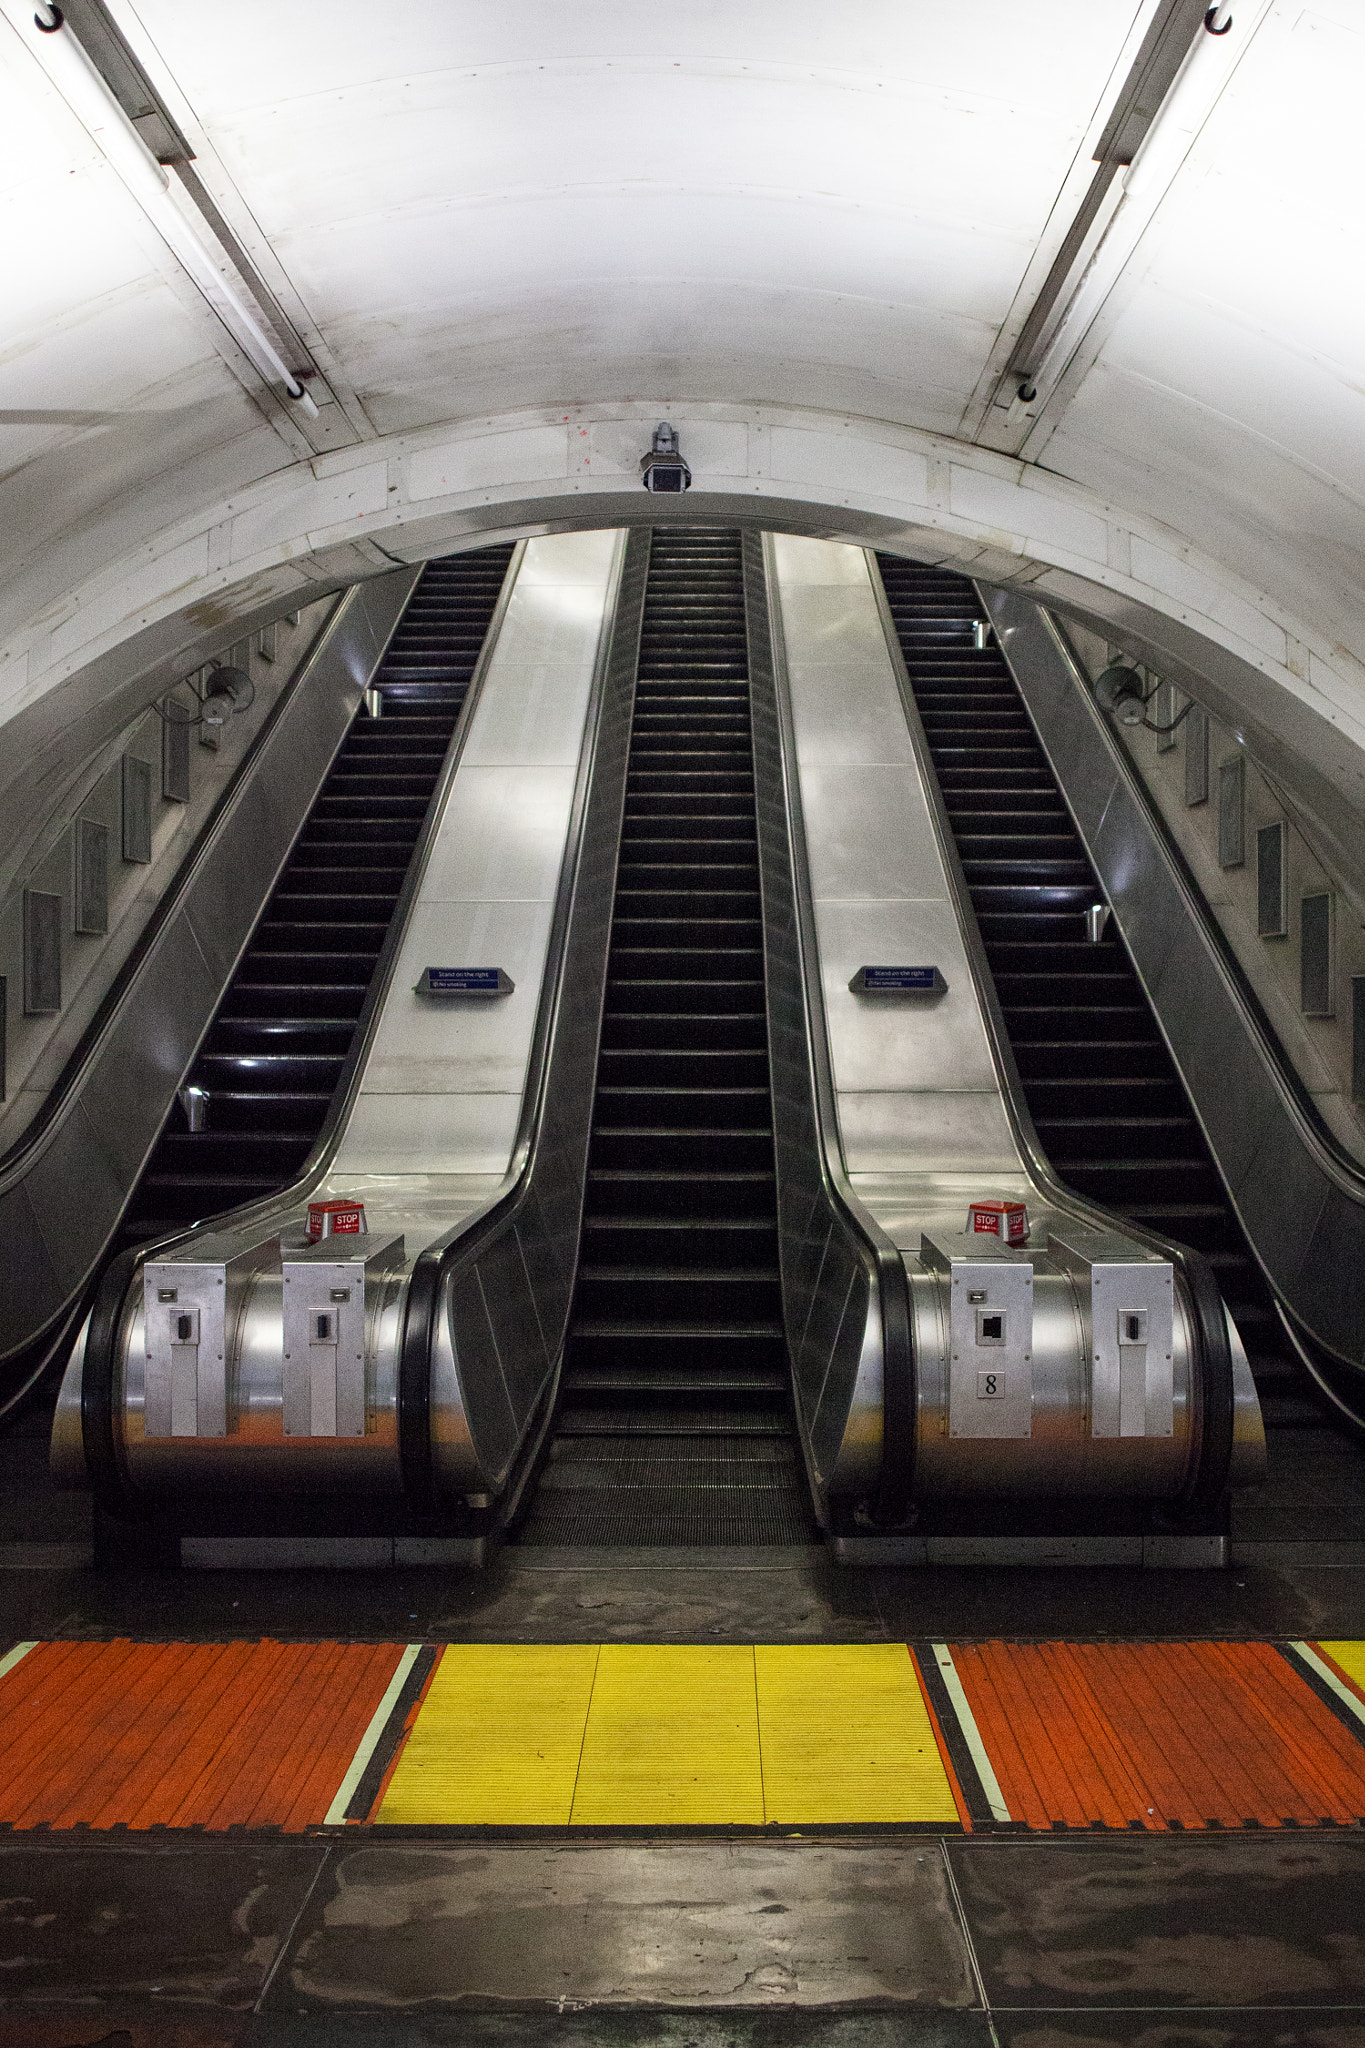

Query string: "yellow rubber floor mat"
[[376, 1643, 598, 1825], [755, 1643, 959, 1824], [570, 1643, 764, 1825], [375, 1644, 960, 1826]]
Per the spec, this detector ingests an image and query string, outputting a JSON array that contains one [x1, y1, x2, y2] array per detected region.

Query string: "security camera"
[[641, 422, 691, 494], [201, 665, 255, 725], [1094, 663, 1148, 727]]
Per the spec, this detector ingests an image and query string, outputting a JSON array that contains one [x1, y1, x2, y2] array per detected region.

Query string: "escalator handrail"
[[752, 533, 917, 1524], [397, 527, 643, 1511], [870, 554, 1235, 1508]]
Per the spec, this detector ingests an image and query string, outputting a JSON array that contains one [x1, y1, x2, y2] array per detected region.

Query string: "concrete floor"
[[1, 1830, 1364, 2044]]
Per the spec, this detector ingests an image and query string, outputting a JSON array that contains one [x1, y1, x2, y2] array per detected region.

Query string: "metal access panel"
[[1050, 1226, 1174, 1438], [23, 890, 61, 1014], [121, 753, 152, 863], [73, 817, 109, 935], [162, 708, 191, 802], [922, 1230, 1035, 1440], [281, 1234, 405, 1438], [143, 1233, 280, 1439]]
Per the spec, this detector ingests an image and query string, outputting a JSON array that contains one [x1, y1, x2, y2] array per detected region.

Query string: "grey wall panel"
[[983, 583, 1365, 1380], [1301, 892, 1334, 1017], [1258, 823, 1287, 938], [1218, 755, 1246, 868], [23, 892, 61, 1015], [1185, 706, 1209, 805], [73, 818, 109, 936], [162, 713, 191, 803]]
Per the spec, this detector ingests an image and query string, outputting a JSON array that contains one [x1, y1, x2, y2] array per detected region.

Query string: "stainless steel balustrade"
[[743, 532, 915, 1525]]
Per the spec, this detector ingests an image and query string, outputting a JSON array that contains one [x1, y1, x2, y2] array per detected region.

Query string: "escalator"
[[875, 554, 1303, 1426], [516, 528, 815, 1546], [117, 543, 514, 1250]]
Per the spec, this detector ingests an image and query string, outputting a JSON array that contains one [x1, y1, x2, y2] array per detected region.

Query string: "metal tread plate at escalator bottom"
[[515, 1433, 817, 1547]]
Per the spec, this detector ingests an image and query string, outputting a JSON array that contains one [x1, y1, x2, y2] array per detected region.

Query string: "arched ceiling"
[[2, 0, 1363, 774]]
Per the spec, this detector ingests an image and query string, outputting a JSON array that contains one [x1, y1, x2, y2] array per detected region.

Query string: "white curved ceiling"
[[2, 0, 1363, 727]]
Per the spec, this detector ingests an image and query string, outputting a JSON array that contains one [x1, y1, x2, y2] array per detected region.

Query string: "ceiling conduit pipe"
[[11, 0, 318, 416], [997, 0, 1228, 419]]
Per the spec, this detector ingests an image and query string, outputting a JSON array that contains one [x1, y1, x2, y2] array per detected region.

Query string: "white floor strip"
[[931, 1643, 1011, 1822], [1289, 1641, 1365, 1728], [323, 1643, 422, 1826], [0, 1641, 38, 1682]]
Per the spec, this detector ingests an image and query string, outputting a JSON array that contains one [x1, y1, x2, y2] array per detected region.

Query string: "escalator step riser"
[[586, 1171, 776, 1219], [599, 1016, 769, 1053], [568, 1330, 789, 1372], [580, 1221, 779, 1265]]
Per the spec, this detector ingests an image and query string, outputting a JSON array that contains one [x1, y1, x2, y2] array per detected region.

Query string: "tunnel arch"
[[4, 399, 1364, 901]]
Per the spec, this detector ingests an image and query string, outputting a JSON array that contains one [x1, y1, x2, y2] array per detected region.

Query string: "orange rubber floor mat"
[[950, 1640, 1365, 1829], [0, 1639, 405, 1831]]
